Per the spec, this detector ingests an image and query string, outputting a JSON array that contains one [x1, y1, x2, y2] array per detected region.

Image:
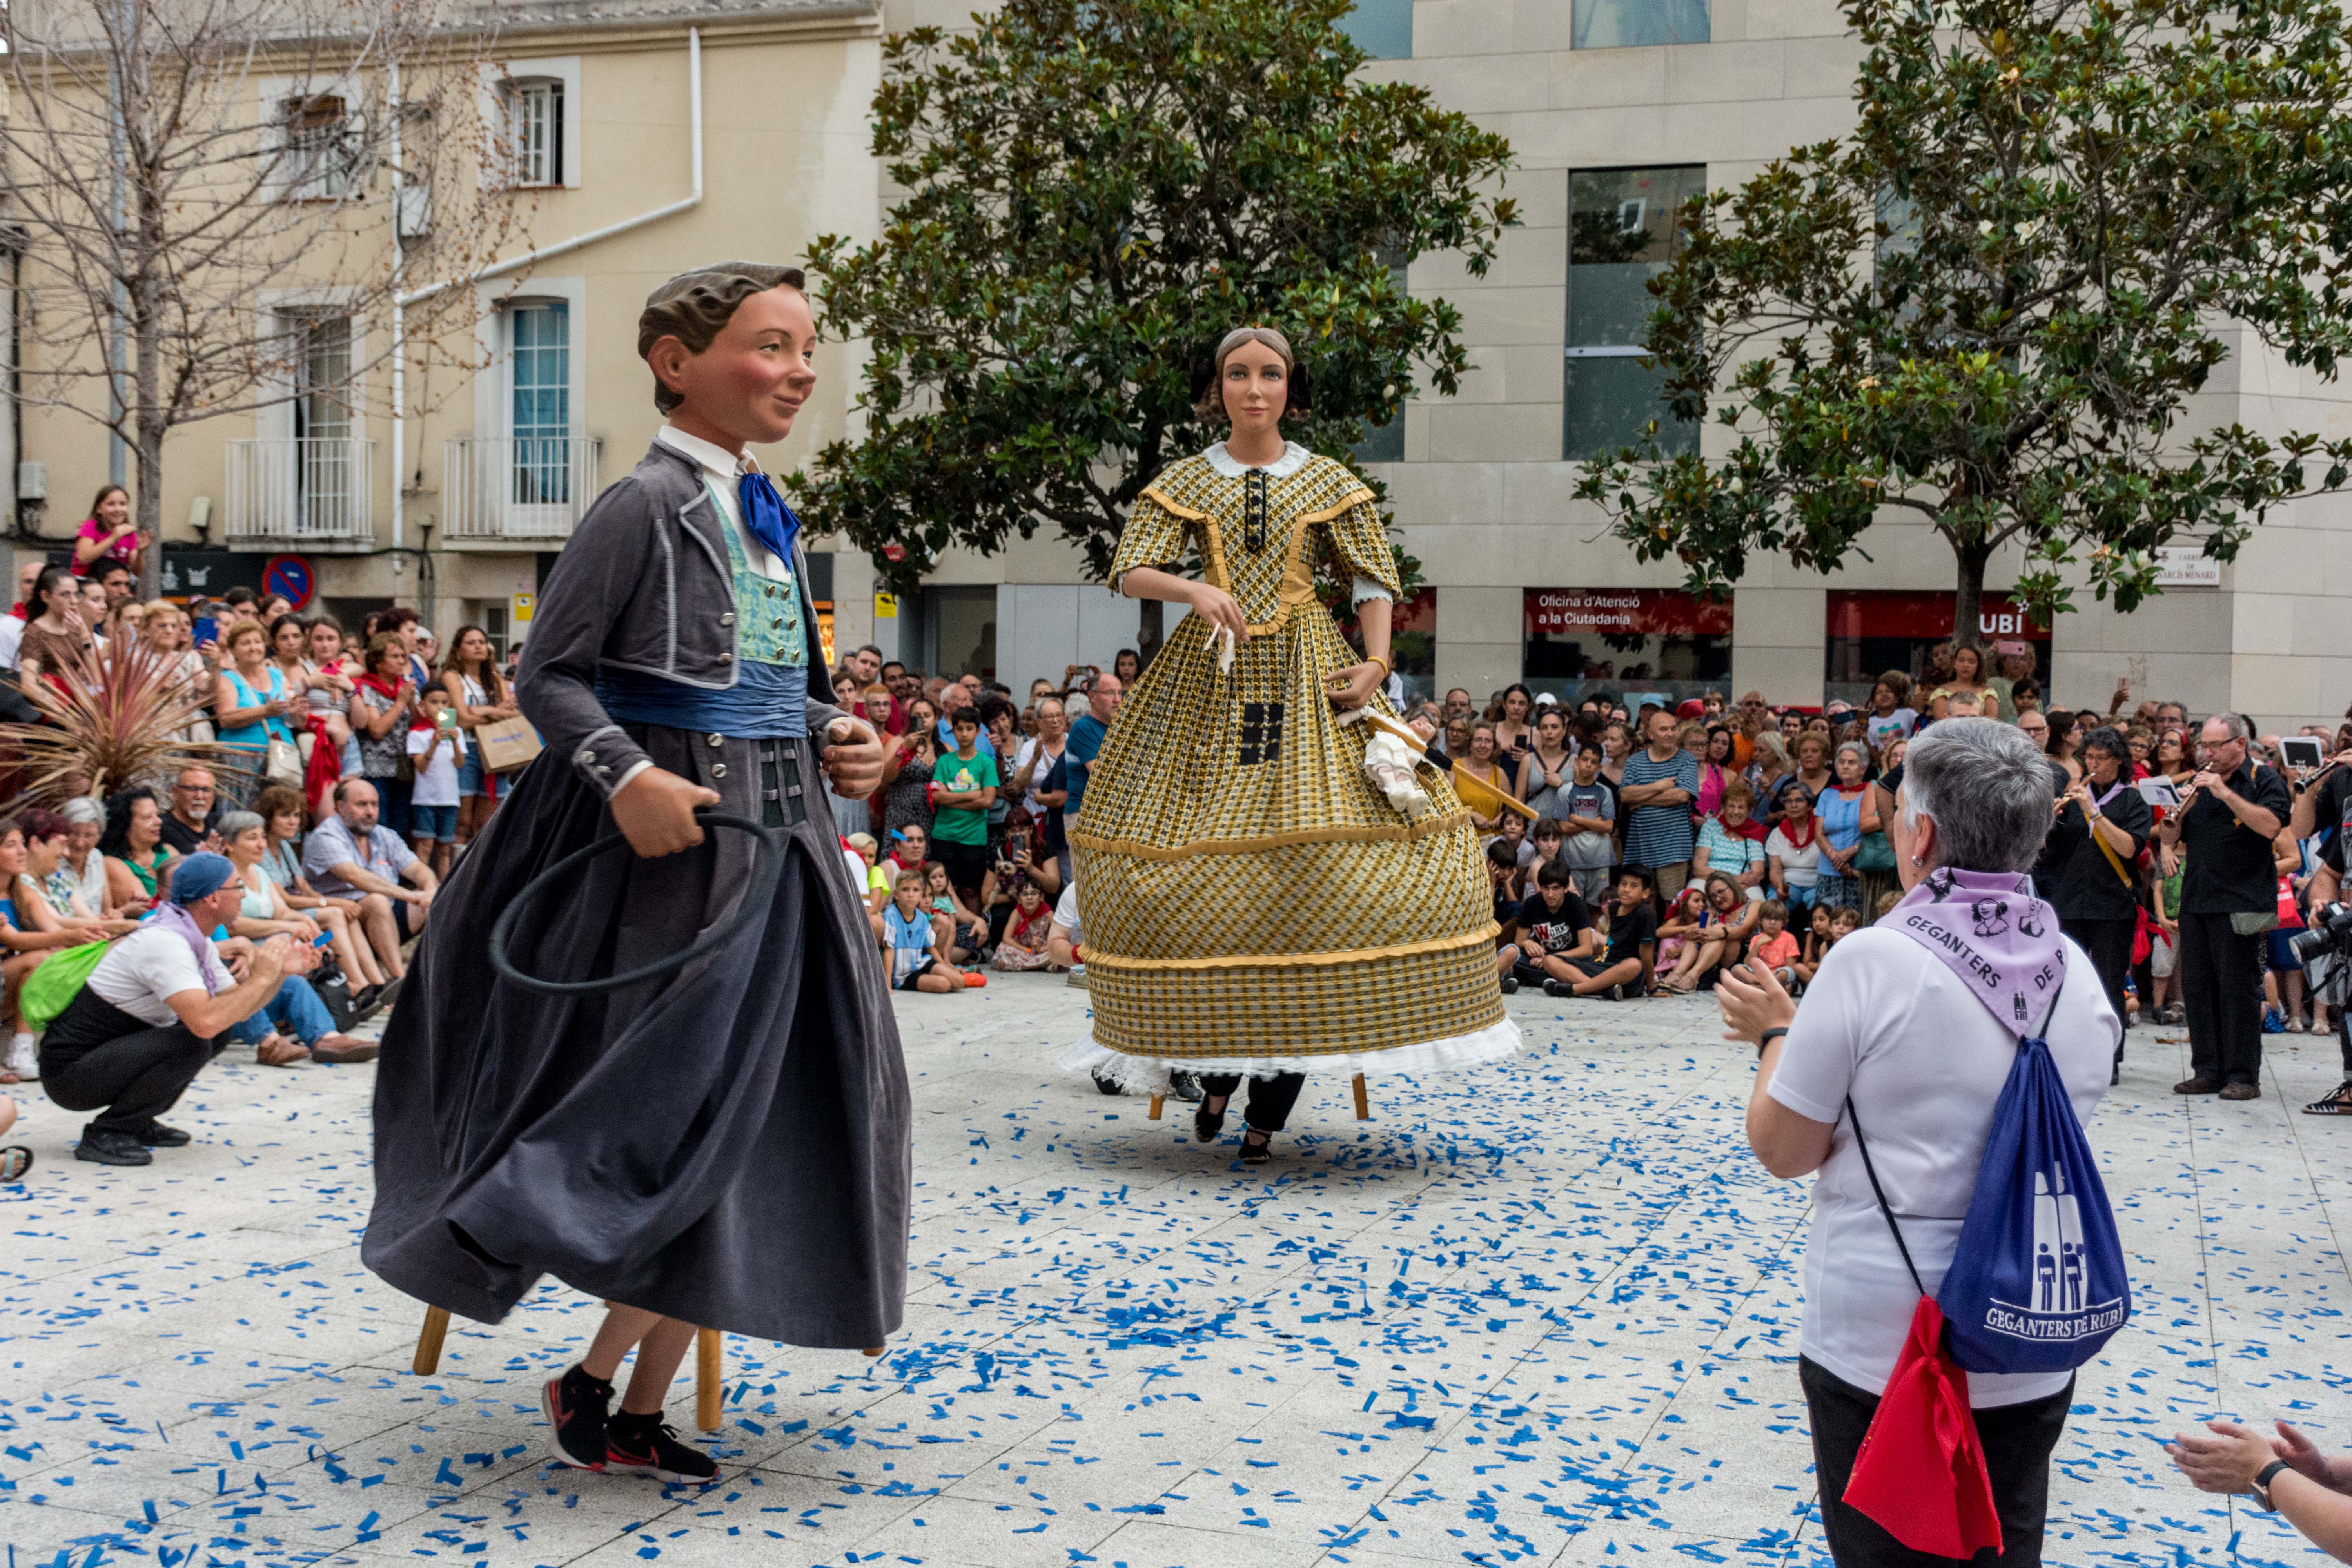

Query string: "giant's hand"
[[822, 717, 887, 799], [611, 767, 721, 858]]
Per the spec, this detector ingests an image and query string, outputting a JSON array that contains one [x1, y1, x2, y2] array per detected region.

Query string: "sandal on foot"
[[0, 1146, 30, 1181], [1194, 1097, 1227, 1143], [1239, 1129, 1273, 1165], [2306, 1082, 2352, 1116]]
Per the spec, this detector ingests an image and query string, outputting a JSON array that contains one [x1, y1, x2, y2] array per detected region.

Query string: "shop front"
[[1523, 587, 1733, 708], [1824, 589, 2051, 709]]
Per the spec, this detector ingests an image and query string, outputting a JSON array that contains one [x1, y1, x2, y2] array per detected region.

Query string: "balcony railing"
[[224, 437, 376, 545], [444, 435, 602, 541]]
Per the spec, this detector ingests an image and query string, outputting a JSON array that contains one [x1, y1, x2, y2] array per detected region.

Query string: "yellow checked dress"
[[1062, 441, 1512, 1084]]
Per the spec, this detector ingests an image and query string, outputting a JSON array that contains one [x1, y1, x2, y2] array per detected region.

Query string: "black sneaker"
[[1609, 983, 1628, 1001], [138, 1122, 192, 1147], [1542, 978, 1575, 998], [605, 1414, 718, 1485], [1168, 1071, 1205, 1103], [1091, 1067, 1123, 1096], [361, 977, 404, 1022], [543, 1365, 614, 1471], [1499, 975, 1519, 995], [348, 984, 382, 1020], [76, 1127, 153, 1166]]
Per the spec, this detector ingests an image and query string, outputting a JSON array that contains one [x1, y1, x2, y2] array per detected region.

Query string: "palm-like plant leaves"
[[0, 629, 247, 805]]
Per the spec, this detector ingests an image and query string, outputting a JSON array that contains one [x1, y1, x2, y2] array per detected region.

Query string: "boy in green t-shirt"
[[930, 709, 1000, 909]]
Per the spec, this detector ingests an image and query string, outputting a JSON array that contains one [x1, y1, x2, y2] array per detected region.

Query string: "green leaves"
[[1577, 0, 2352, 635], [791, 0, 1514, 587]]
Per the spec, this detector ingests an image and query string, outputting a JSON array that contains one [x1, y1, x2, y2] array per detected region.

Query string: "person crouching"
[[38, 852, 313, 1166]]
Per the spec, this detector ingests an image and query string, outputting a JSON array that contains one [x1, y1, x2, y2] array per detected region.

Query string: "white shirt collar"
[[1204, 440, 1310, 479], [658, 425, 753, 482]]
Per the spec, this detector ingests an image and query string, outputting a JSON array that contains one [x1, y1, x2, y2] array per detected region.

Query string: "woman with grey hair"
[[58, 797, 109, 915], [1717, 719, 2120, 1563], [1814, 740, 1880, 913]]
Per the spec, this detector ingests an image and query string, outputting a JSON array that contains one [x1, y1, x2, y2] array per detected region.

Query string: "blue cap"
[[167, 851, 237, 906]]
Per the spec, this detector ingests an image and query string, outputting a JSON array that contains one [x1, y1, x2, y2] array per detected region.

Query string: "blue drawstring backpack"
[[1932, 985, 2132, 1374]]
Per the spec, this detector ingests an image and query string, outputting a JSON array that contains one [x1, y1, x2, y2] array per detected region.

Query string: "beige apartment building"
[[7, 0, 894, 663], [8, 0, 2349, 727]]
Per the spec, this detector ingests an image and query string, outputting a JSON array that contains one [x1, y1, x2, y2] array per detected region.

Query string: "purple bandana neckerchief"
[[1883, 866, 2066, 1033], [147, 901, 223, 995]]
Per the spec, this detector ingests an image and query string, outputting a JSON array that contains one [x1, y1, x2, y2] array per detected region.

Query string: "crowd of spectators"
[[0, 543, 519, 1147], [1417, 664, 2352, 1112], [6, 568, 2351, 1169]]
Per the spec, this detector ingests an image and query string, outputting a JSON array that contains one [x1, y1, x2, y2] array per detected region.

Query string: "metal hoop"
[[486, 812, 786, 996]]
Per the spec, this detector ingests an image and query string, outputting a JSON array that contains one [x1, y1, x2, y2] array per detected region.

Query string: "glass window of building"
[[509, 301, 572, 506], [506, 80, 564, 187], [1523, 588, 1731, 707], [1338, 0, 1413, 59], [1564, 166, 1706, 459], [1573, 0, 1709, 48], [1823, 590, 2051, 710], [1354, 251, 1410, 464]]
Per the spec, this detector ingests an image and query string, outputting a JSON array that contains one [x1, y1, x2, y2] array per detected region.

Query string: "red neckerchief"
[[1778, 814, 1819, 850], [356, 670, 433, 732]]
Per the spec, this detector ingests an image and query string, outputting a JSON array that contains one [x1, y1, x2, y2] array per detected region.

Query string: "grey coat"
[[516, 438, 849, 794]]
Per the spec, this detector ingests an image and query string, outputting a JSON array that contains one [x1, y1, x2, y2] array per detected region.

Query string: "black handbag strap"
[[1843, 1096, 1927, 1299]]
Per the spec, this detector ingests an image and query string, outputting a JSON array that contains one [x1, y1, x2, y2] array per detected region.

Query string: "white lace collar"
[[1204, 440, 1311, 479]]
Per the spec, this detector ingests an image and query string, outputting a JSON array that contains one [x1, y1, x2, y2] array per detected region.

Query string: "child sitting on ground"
[[1651, 883, 1708, 991], [924, 860, 989, 964], [1545, 866, 1655, 1000], [1748, 899, 1803, 988], [1498, 860, 1598, 994], [1872, 886, 1900, 923], [1486, 838, 1523, 950], [1791, 903, 1836, 989], [991, 881, 1058, 971], [1520, 817, 1566, 878], [874, 868, 973, 993]]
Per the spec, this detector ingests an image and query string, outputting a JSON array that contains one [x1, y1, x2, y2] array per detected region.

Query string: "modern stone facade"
[[902, 0, 2352, 728]]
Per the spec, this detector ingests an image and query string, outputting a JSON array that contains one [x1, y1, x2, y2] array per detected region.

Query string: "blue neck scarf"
[[739, 470, 801, 568]]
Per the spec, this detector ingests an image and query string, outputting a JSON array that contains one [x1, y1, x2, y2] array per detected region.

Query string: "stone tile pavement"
[[2, 975, 2349, 1565]]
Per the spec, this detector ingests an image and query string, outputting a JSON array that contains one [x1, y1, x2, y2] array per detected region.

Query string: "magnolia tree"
[[793, 0, 1515, 652], [2, 0, 530, 595], [1573, 0, 2352, 647]]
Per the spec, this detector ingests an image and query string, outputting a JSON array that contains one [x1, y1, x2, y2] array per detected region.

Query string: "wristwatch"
[[2253, 1458, 2290, 1511]]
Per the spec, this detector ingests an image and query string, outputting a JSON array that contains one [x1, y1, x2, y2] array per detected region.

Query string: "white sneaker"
[[1065, 963, 1087, 989], [6, 1034, 37, 1081]]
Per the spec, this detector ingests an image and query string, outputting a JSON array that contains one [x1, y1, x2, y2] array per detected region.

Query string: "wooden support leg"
[[1147, 1093, 1165, 1120], [1352, 1074, 1370, 1121], [413, 1305, 450, 1376], [695, 1328, 722, 1433], [864, 1345, 885, 1358]]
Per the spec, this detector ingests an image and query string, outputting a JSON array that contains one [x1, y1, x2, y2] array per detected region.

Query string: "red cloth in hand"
[[303, 715, 342, 818], [1841, 1296, 2002, 1559]]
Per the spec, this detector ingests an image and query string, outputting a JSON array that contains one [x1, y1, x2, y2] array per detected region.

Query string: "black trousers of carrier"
[[38, 988, 219, 1136], [2061, 914, 2136, 1061], [1801, 1356, 2074, 1567], [1195, 1073, 1306, 1132], [2178, 912, 2267, 1087]]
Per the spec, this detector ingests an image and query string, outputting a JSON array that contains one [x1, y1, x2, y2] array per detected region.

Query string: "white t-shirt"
[[406, 725, 463, 807], [1865, 710, 1917, 750], [0, 612, 24, 671], [1765, 826, 1824, 889], [87, 922, 231, 1029], [1051, 881, 1084, 948], [1015, 735, 1066, 816], [1766, 928, 2118, 1407]]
